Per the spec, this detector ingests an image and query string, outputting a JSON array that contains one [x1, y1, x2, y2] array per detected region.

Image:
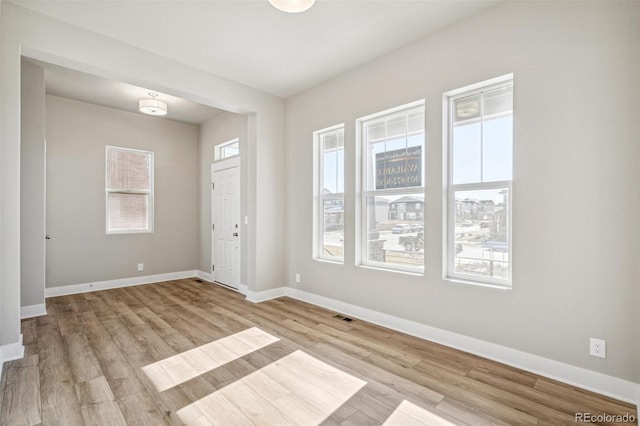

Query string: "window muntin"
[[316, 126, 345, 262], [215, 138, 239, 161], [359, 101, 425, 273], [106, 146, 154, 234], [446, 77, 513, 286]]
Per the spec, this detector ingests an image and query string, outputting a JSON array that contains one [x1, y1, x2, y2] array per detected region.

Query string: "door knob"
[[233, 232, 239, 237], [45, 235, 52, 240]]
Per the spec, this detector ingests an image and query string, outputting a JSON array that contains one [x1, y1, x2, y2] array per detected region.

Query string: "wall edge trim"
[[20, 303, 47, 319], [0, 334, 25, 381], [285, 287, 640, 406], [45, 270, 198, 298], [246, 286, 286, 303]]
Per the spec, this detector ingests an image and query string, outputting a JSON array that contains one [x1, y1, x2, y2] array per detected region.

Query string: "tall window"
[[358, 101, 425, 272], [445, 75, 513, 286], [106, 146, 154, 234], [315, 125, 345, 262]]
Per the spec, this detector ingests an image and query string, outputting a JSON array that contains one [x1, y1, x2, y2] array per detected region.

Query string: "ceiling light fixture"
[[456, 100, 479, 119], [139, 92, 167, 116], [268, 0, 315, 13]]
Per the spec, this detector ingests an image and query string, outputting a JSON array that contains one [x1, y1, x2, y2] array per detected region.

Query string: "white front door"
[[211, 158, 240, 289]]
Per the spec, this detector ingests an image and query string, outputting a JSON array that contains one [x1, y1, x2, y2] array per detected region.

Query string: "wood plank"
[[116, 391, 167, 425], [0, 365, 42, 425], [434, 397, 511, 426], [40, 363, 85, 426], [62, 332, 104, 383]]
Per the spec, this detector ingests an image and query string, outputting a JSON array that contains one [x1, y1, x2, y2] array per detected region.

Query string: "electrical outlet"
[[137, 263, 144, 272], [295, 273, 301, 284], [589, 338, 606, 358]]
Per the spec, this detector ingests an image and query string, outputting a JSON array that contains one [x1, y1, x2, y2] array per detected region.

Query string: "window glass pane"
[[336, 143, 344, 193], [323, 149, 338, 194], [369, 142, 424, 190], [365, 193, 424, 269], [106, 148, 150, 191], [321, 130, 344, 195], [452, 94, 482, 185], [483, 85, 513, 117], [453, 187, 509, 280], [482, 85, 513, 182], [482, 116, 513, 182], [318, 127, 344, 261], [453, 93, 481, 124], [322, 198, 344, 258], [220, 142, 239, 158], [452, 122, 481, 184], [108, 193, 149, 231]]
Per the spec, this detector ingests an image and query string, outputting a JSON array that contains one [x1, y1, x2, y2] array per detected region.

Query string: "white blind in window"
[[106, 146, 153, 233], [106, 148, 150, 191]]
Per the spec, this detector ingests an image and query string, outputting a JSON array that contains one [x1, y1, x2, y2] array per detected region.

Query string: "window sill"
[[106, 230, 154, 235], [444, 277, 511, 290], [314, 258, 344, 265], [358, 263, 424, 277]]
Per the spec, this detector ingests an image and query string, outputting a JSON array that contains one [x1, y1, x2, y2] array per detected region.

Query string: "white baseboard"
[[45, 270, 198, 298], [285, 287, 640, 406], [196, 270, 214, 283], [196, 271, 248, 295], [246, 286, 286, 303], [20, 303, 47, 319], [0, 334, 25, 381]]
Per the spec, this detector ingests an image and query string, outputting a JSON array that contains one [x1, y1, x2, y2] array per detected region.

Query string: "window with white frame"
[[445, 75, 513, 286], [106, 146, 154, 234], [358, 101, 425, 272], [315, 125, 345, 262], [215, 138, 239, 161]]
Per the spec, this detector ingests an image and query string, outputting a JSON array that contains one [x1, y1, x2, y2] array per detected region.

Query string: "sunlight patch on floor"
[[383, 400, 457, 426], [142, 327, 279, 392], [176, 350, 367, 425]]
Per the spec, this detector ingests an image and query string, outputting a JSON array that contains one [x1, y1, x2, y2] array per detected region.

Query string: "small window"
[[445, 75, 513, 287], [106, 146, 154, 234], [358, 101, 425, 273], [215, 138, 239, 161], [314, 125, 344, 262]]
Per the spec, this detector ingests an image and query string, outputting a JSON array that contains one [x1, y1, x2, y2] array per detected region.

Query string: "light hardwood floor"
[[0, 279, 636, 425]]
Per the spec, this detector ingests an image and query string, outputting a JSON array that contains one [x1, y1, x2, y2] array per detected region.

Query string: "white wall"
[[198, 112, 248, 284], [286, 0, 640, 383], [0, 0, 5, 365], [1, 3, 285, 355], [20, 59, 46, 308], [46, 95, 199, 286]]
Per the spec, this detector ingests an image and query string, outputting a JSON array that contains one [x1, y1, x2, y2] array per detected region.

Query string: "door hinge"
[[212, 264, 215, 271], [211, 182, 215, 190], [212, 224, 215, 231]]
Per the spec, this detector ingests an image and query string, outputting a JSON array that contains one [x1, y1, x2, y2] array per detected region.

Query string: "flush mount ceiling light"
[[268, 0, 315, 13], [456, 100, 479, 119], [139, 92, 167, 116]]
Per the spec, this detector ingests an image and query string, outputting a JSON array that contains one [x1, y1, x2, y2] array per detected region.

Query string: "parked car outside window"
[[391, 224, 412, 234]]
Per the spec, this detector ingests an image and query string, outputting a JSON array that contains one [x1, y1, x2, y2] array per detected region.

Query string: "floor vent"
[[193, 279, 204, 283], [333, 314, 355, 322]]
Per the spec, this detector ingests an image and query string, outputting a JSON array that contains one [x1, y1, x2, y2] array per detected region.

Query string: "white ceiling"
[[14, 0, 499, 98], [28, 59, 223, 125]]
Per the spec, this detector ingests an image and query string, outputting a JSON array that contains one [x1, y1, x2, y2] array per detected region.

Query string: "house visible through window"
[[106, 146, 154, 234], [358, 101, 425, 272], [445, 75, 513, 286], [315, 125, 344, 262]]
